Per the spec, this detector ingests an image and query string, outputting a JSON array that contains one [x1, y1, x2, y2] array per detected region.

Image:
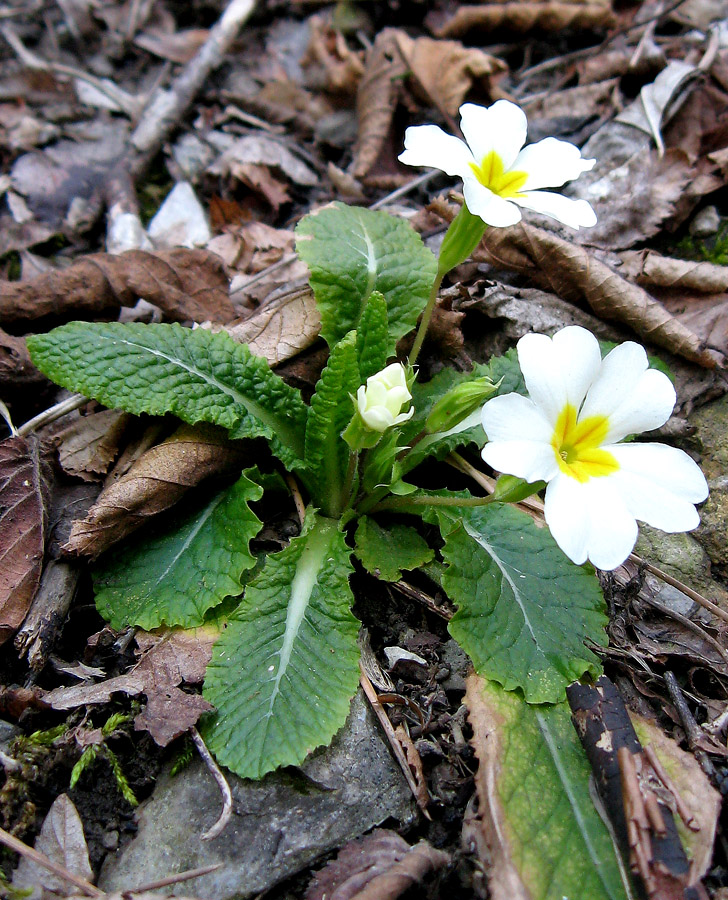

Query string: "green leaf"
[[487, 347, 527, 396], [295, 203, 437, 349], [27, 322, 308, 468], [437, 202, 487, 276], [354, 517, 434, 581], [468, 677, 630, 900], [202, 513, 361, 779], [433, 501, 606, 703], [304, 331, 360, 516], [356, 291, 389, 381], [94, 472, 264, 630]]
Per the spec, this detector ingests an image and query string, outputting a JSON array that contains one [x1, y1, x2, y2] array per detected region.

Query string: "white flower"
[[480, 326, 708, 570], [357, 363, 414, 432], [398, 100, 597, 229]]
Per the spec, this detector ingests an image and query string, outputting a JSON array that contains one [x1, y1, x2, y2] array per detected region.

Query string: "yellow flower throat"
[[552, 405, 618, 483], [469, 150, 528, 198]]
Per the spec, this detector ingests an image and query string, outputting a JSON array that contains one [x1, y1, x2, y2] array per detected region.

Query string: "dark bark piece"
[[567, 675, 710, 900], [0, 435, 53, 643], [14, 559, 79, 671], [0, 248, 234, 326]]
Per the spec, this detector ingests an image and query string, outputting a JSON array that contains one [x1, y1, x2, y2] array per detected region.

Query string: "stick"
[[0, 826, 103, 898]]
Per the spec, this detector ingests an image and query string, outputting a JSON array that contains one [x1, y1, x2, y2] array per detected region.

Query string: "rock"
[[689, 395, 728, 569], [689, 205, 721, 238], [99, 691, 415, 899], [439, 640, 472, 693]]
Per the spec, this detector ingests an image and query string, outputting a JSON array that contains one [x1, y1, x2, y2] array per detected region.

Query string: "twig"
[[391, 580, 451, 621], [127, 0, 257, 177], [643, 743, 699, 831], [632, 554, 728, 625], [15, 560, 80, 671], [190, 727, 233, 840], [662, 670, 717, 782], [0, 23, 142, 117], [0, 826, 103, 898], [133, 862, 223, 892], [359, 664, 431, 818]]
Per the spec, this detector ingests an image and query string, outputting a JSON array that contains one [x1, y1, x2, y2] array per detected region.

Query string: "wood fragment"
[[14, 560, 80, 671]]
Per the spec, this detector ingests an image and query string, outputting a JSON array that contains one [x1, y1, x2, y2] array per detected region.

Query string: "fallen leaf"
[[394, 33, 506, 119], [11, 794, 93, 900], [427, 0, 615, 37], [0, 215, 56, 256], [564, 124, 694, 250], [352, 29, 408, 183], [229, 162, 290, 209], [0, 327, 47, 390], [213, 286, 321, 366], [302, 15, 365, 96], [466, 674, 629, 900], [0, 435, 53, 643], [134, 27, 209, 63], [305, 829, 449, 900], [44, 627, 217, 747], [208, 134, 318, 186], [55, 409, 131, 481], [433, 199, 720, 366], [0, 247, 234, 325], [620, 250, 728, 294], [63, 423, 249, 559]]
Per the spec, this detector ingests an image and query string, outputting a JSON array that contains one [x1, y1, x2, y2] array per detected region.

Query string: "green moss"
[[674, 221, 728, 266]]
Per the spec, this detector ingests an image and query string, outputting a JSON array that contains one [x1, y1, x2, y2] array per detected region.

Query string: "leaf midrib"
[[92, 331, 305, 459]]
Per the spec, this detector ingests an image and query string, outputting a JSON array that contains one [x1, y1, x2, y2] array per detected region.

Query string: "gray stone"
[[689, 205, 721, 238], [99, 691, 415, 899]]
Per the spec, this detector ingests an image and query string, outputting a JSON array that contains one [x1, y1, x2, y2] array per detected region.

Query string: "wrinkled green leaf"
[[432, 501, 606, 703], [94, 472, 264, 630], [354, 517, 433, 581], [203, 513, 360, 779], [27, 322, 308, 468], [295, 203, 437, 349], [467, 676, 630, 900], [304, 332, 360, 516], [356, 291, 389, 381]]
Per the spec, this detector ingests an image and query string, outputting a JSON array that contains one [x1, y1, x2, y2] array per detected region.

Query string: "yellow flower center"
[[469, 150, 529, 198], [551, 404, 619, 483]]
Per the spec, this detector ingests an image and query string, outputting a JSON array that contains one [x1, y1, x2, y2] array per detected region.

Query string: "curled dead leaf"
[[432, 198, 720, 368], [302, 15, 365, 97], [0, 435, 53, 643], [620, 250, 728, 294], [0, 248, 233, 326], [427, 0, 615, 37], [63, 424, 249, 559], [55, 409, 131, 482]]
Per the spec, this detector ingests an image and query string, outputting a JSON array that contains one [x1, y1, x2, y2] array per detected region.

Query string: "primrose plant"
[[27, 101, 708, 780]]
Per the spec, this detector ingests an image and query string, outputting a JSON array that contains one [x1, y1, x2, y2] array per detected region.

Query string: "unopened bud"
[[425, 377, 497, 434], [492, 474, 546, 504]]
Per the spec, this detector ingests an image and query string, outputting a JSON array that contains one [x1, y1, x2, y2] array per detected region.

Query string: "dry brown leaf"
[[427, 0, 615, 37], [229, 162, 291, 210], [55, 409, 131, 482], [352, 29, 408, 183], [632, 715, 721, 881], [63, 423, 248, 559], [208, 135, 318, 187], [216, 286, 321, 366], [620, 250, 728, 293], [0, 435, 53, 644], [44, 627, 216, 747], [302, 15, 365, 97], [0, 328, 47, 389], [11, 794, 93, 900], [134, 28, 209, 64], [448, 205, 720, 366], [0, 248, 234, 326], [393, 33, 506, 119], [305, 829, 449, 900]]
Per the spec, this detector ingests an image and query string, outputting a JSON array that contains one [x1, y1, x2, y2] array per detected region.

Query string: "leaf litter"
[[1, 0, 728, 898]]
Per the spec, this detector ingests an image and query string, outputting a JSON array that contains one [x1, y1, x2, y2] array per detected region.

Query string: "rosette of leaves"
[[28, 203, 607, 780]]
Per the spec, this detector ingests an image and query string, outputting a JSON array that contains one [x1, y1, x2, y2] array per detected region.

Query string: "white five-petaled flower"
[[357, 363, 414, 432], [398, 100, 597, 229], [480, 326, 709, 571]]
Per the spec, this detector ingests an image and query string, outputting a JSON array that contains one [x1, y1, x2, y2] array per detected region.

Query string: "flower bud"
[[425, 377, 497, 434], [356, 363, 413, 433], [492, 474, 546, 504]]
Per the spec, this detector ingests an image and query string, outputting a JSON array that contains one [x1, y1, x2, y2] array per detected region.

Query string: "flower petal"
[[398, 124, 475, 178], [515, 191, 597, 228], [459, 100, 527, 170], [545, 474, 638, 570], [517, 326, 602, 425], [514, 137, 595, 190], [481, 393, 559, 481], [360, 406, 394, 431], [609, 442, 708, 531], [580, 343, 676, 442], [463, 179, 522, 226]]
